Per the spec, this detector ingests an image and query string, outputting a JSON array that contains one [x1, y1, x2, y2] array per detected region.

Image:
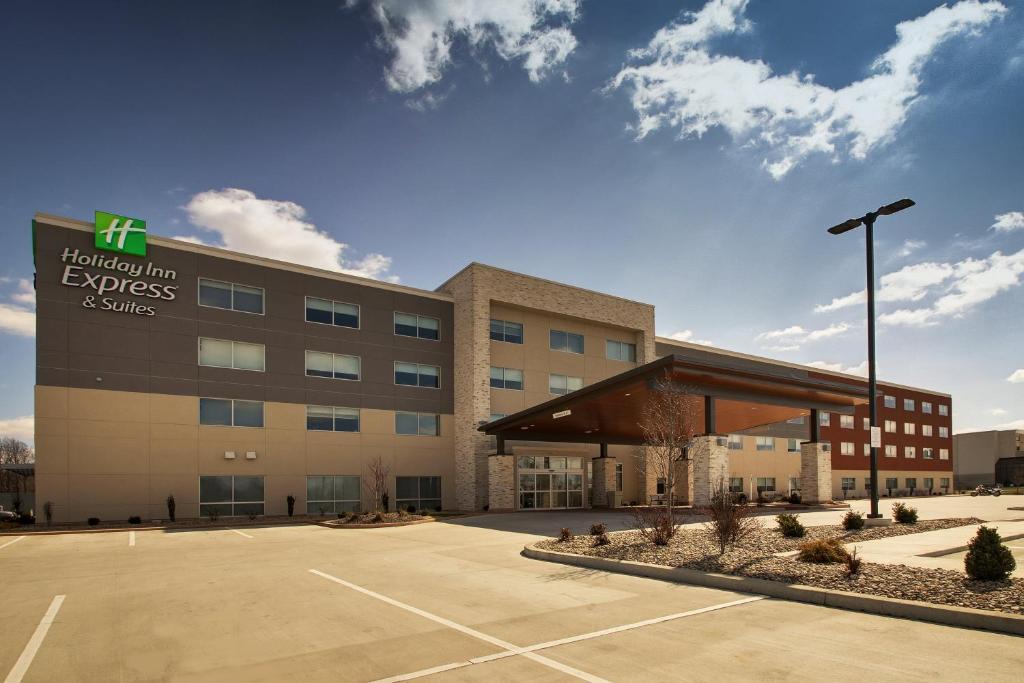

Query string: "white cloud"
[[609, 0, 1007, 178], [755, 322, 851, 350], [992, 211, 1024, 232], [1007, 369, 1024, 384], [806, 360, 869, 377], [881, 248, 1024, 326], [178, 188, 398, 282], [898, 239, 926, 257], [663, 329, 714, 346], [0, 278, 35, 338], [355, 0, 580, 94], [990, 408, 1008, 416], [0, 415, 33, 442], [817, 261, 956, 313]]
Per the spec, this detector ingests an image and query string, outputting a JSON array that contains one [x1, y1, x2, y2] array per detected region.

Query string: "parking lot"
[[2, 497, 1023, 682]]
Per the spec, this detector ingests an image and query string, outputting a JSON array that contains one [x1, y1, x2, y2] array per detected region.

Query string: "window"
[[939, 426, 949, 438], [549, 374, 583, 395], [923, 477, 934, 491], [615, 463, 623, 492], [306, 475, 361, 514], [199, 338, 265, 371], [550, 329, 584, 354], [864, 478, 872, 490], [904, 422, 915, 435], [922, 424, 933, 437], [905, 446, 916, 459], [786, 416, 805, 425], [305, 297, 359, 328], [884, 419, 897, 433], [396, 362, 440, 388], [396, 476, 441, 512], [199, 278, 264, 314], [940, 477, 950, 489], [922, 401, 932, 414], [904, 398, 915, 411], [885, 445, 897, 458], [306, 350, 360, 381], [395, 412, 440, 436], [885, 477, 898, 490], [755, 477, 776, 492], [840, 442, 855, 455], [841, 477, 856, 491], [906, 477, 917, 490], [939, 448, 950, 460], [306, 405, 360, 432], [490, 367, 523, 391], [863, 443, 871, 456], [728, 478, 743, 493], [755, 436, 774, 451], [923, 447, 934, 459], [394, 312, 440, 340], [490, 319, 523, 344], [863, 417, 870, 430], [789, 477, 801, 492], [787, 438, 801, 453], [656, 478, 667, 495], [938, 404, 948, 416], [199, 475, 264, 517], [606, 340, 637, 362], [818, 412, 830, 427], [199, 398, 264, 428], [840, 415, 854, 429], [884, 395, 896, 409], [728, 434, 744, 450]]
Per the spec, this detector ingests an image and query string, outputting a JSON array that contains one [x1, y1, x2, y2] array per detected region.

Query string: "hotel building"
[[32, 213, 954, 522]]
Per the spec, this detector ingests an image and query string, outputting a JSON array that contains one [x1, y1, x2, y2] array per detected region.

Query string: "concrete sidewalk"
[[844, 521, 1024, 577]]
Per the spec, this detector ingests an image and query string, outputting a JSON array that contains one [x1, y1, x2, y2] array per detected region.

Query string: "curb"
[[0, 519, 315, 536], [317, 517, 435, 529], [522, 544, 1024, 637]]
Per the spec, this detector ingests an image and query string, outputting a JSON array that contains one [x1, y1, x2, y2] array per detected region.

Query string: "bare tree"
[[702, 479, 761, 554], [0, 437, 33, 512], [635, 374, 701, 540], [363, 455, 392, 513]]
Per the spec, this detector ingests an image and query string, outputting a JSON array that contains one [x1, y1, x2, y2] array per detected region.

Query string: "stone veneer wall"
[[687, 435, 729, 507], [800, 442, 832, 504], [487, 455, 515, 512], [591, 457, 618, 508], [438, 264, 656, 511]]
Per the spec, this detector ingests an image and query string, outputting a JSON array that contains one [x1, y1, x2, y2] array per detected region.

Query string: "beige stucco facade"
[[35, 386, 455, 524]]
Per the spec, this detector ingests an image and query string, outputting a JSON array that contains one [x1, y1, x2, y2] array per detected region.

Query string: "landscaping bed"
[[537, 518, 1024, 615], [0, 515, 316, 534], [318, 511, 433, 528]]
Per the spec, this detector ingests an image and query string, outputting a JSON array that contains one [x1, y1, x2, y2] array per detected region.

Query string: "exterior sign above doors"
[[56, 212, 177, 316]]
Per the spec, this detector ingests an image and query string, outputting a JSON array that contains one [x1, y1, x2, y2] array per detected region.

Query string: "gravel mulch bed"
[[538, 518, 1024, 615]]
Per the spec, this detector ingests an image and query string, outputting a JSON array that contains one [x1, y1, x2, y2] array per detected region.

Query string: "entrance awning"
[[481, 354, 871, 446]]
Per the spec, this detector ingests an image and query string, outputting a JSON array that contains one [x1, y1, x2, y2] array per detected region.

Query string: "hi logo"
[[95, 210, 147, 257]]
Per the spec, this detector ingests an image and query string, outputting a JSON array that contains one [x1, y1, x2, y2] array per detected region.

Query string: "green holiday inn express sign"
[[95, 210, 147, 257]]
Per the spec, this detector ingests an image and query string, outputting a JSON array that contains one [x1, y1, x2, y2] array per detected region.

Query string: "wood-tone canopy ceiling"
[[481, 354, 871, 446]]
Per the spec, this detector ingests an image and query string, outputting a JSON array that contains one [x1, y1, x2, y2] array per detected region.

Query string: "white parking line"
[[371, 595, 765, 682], [3, 595, 65, 683], [0, 536, 25, 551], [310, 569, 609, 683], [128, 531, 136, 547], [227, 529, 254, 539]]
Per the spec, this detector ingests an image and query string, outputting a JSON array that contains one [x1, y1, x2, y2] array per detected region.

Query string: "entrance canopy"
[[481, 354, 871, 446]]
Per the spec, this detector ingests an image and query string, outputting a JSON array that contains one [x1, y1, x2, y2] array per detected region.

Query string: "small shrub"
[[371, 512, 383, 523], [589, 522, 607, 536], [87, 517, 100, 526], [407, 504, 417, 514], [629, 507, 678, 546], [166, 494, 176, 522], [286, 495, 295, 517], [336, 512, 344, 519], [207, 508, 220, 523], [593, 532, 610, 547], [558, 527, 574, 543], [965, 526, 1016, 581], [844, 547, 863, 576], [891, 502, 918, 524], [44, 501, 53, 526], [128, 516, 142, 525], [18, 513, 34, 525], [776, 513, 805, 538], [842, 510, 864, 531], [247, 513, 257, 522], [702, 484, 760, 554], [787, 491, 801, 505], [797, 538, 849, 564]]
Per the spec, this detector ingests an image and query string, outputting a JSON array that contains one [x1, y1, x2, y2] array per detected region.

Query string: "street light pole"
[[827, 198, 914, 519]]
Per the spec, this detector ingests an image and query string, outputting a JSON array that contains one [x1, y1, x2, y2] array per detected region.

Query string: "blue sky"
[[1, 0, 1022, 442]]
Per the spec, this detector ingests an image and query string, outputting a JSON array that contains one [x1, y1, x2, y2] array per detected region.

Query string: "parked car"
[[0, 507, 17, 521]]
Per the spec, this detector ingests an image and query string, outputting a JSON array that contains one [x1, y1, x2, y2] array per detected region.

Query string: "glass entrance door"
[[517, 456, 584, 509]]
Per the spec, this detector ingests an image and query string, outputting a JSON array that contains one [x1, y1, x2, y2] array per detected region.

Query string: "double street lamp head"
[[827, 198, 915, 234]]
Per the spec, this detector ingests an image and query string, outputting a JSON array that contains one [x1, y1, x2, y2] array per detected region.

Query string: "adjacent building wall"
[[953, 430, 1024, 488]]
